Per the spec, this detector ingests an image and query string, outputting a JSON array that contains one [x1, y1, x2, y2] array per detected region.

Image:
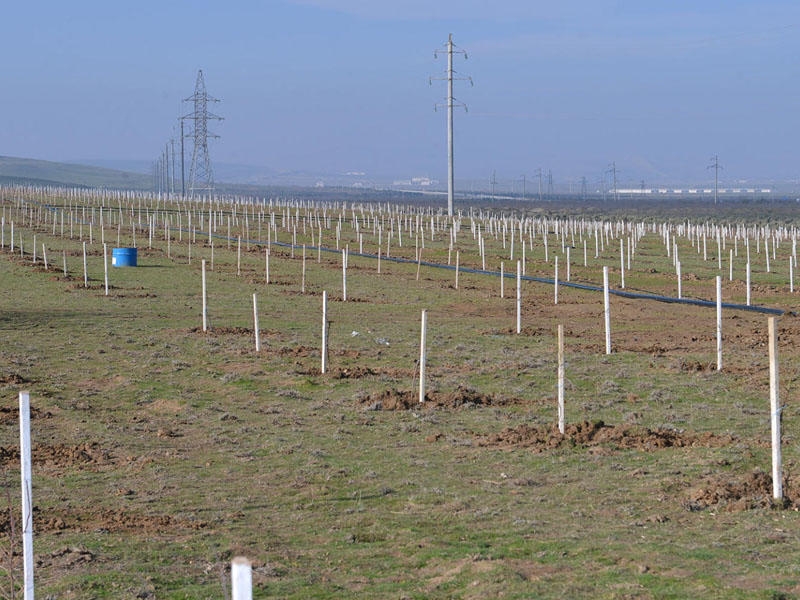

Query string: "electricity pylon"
[[708, 155, 723, 204], [430, 34, 472, 217], [183, 70, 223, 197]]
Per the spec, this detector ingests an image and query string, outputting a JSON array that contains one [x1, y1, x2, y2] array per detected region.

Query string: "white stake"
[[19, 391, 34, 600], [231, 556, 253, 600], [746, 261, 751, 306], [103, 243, 109, 296], [82, 241, 88, 288], [516, 260, 522, 334], [321, 291, 328, 374], [620, 239, 625, 289], [557, 324, 565, 434], [253, 293, 260, 352], [768, 316, 783, 501], [500, 261, 504, 298], [342, 248, 347, 302], [716, 276, 722, 371], [603, 266, 611, 355], [419, 309, 427, 403], [676, 260, 682, 299], [202, 259, 208, 332], [302, 244, 306, 293], [554, 255, 559, 305], [455, 250, 460, 289]]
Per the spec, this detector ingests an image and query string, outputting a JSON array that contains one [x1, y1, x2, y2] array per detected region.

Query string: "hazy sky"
[[2, 0, 800, 187]]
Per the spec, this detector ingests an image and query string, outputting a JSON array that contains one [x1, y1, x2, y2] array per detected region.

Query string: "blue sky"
[[1, 0, 799, 187]]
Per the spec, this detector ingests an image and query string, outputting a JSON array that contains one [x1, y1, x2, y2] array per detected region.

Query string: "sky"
[[2, 0, 800, 189]]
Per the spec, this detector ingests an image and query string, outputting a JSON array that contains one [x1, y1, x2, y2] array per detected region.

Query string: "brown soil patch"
[[3, 506, 209, 536], [685, 470, 795, 512], [0, 404, 52, 425], [0, 442, 114, 471], [358, 386, 517, 410], [0, 372, 27, 385], [476, 420, 736, 452]]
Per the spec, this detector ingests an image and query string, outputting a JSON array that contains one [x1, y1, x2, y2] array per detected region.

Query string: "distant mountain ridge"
[[0, 156, 151, 190]]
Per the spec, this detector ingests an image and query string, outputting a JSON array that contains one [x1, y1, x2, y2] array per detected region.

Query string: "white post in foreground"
[[342, 249, 347, 302], [557, 324, 565, 434], [676, 260, 682, 299], [231, 556, 253, 600], [82, 241, 88, 288], [500, 261, 504, 298], [516, 260, 522, 334], [746, 261, 751, 306], [603, 266, 611, 355], [620, 239, 625, 289], [321, 291, 328, 374], [716, 276, 722, 371], [201, 259, 208, 332], [554, 255, 559, 305], [103, 243, 109, 296], [19, 391, 34, 600], [419, 309, 427, 403], [253, 293, 260, 352], [768, 317, 783, 502]]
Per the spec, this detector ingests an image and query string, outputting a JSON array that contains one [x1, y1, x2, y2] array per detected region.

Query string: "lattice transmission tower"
[[182, 70, 223, 197]]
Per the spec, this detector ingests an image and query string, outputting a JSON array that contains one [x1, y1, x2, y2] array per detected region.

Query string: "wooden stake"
[[19, 391, 34, 600]]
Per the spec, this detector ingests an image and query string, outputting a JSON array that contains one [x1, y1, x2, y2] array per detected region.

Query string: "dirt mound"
[[0, 372, 27, 385], [190, 326, 252, 335], [359, 386, 506, 410], [476, 421, 736, 453], [0, 404, 51, 425], [3, 507, 209, 535], [685, 470, 793, 511], [0, 442, 113, 470]]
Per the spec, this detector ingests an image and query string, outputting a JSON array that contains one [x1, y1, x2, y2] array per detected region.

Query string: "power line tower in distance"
[[708, 155, 723, 204], [430, 34, 472, 217], [183, 70, 223, 197]]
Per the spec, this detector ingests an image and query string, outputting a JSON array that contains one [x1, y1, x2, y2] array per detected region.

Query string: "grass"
[[0, 192, 800, 598]]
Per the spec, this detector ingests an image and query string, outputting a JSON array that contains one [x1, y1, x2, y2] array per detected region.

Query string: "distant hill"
[[0, 156, 151, 190]]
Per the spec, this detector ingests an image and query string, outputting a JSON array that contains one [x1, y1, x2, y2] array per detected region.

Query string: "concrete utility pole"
[[608, 162, 618, 202], [431, 34, 472, 217], [490, 170, 497, 199], [536, 168, 543, 202], [547, 169, 554, 199], [708, 155, 723, 204]]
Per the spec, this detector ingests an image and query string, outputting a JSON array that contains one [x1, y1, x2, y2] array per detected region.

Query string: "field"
[[2, 188, 800, 598]]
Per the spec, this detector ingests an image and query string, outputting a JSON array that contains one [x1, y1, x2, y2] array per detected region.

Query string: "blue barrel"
[[112, 247, 138, 267]]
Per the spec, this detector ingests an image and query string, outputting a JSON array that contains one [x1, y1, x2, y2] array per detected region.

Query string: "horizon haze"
[[1, 1, 799, 192]]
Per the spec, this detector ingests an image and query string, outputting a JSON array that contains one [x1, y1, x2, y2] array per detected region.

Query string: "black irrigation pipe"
[[13, 199, 786, 317], [266, 239, 784, 316]]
